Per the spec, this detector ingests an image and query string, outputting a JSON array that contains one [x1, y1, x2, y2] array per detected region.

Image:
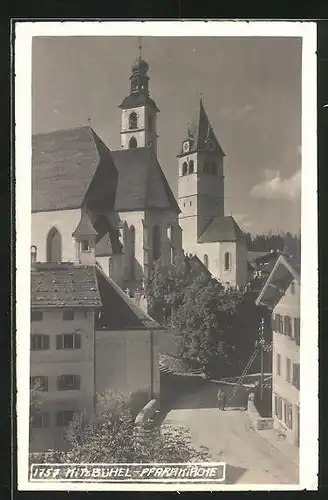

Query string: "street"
[[162, 380, 299, 485]]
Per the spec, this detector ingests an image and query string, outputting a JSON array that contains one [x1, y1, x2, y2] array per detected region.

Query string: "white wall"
[[32, 209, 81, 263]]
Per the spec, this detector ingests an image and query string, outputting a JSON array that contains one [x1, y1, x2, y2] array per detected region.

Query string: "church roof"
[[32, 126, 112, 212], [119, 92, 159, 112], [72, 211, 98, 238], [178, 99, 225, 157], [197, 216, 244, 243], [111, 147, 180, 213], [31, 263, 101, 308]]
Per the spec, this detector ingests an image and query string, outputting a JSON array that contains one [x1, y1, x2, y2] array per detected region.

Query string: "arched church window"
[[129, 137, 137, 148], [46, 227, 62, 263], [129, 225, 136, 279], [189, 160, 194, 174], [203, 254, 209, 269], [129, 112, 138, 130], [182, 162, 188, 176], [224, 252, 231, 271], [152, 225, 161, 261]]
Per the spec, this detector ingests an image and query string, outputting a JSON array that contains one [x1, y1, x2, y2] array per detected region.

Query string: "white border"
[[15, 20, 318, 491]]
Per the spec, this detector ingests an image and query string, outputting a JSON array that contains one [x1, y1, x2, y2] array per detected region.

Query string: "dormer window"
[[81, 240, 90, 252], [129, 112, 138, 130]]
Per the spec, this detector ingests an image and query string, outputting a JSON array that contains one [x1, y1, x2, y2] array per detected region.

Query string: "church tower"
[[178, 98, 225, 246], [119, 40, 159, 154]]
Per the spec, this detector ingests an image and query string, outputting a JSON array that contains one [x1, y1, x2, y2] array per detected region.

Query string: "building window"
[[152, 225, 161, 261], [276, 314, 284, 334], [284, 316, 292, 337], [274, 394, 283, 420], [189, 201, 192, 206], [81, 240, 90, 252], [290, 282, 295, 294], [30, 376, 48, 392], [284, 400, 293, 429], [31, 334, 50, 351], [31, 412, 50, 429], [56, 334, 81, 350], [188, 160, 194, 174], [203, 254, 209, 269], [276, 353, 281, 376], [56, 410, 76, 427], [129, 112, 138, 129], [224, 252, 231, 271], [63, 310, 74, 321], [294, 317, 300, 346], [170, 246, 175, 265], [286, 357, 292, 383], [292, 363, 300, 390], [129, 137, 137, 148], [31, 311, 43, 322], [271, 314, 277, 332], [46, 227, 62, 263], [182, 161, 188, 176], [129, 225, 136, 280], [57, 374, 81, 391]]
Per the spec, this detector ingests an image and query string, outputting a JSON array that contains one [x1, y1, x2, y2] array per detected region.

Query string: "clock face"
[[183, 141, 190, 153]]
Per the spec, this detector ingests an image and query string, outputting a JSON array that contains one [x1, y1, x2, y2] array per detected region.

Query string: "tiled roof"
[[95, 264, 161, 331], [255, 255, 300, 309], [178, 99, 225, 157], [111, 147, 180, 213], [72, 211, 98, 238], [32, 126, 112, 212], [31, 264, 101, 308], [119, 92, 159, 112], [198, 216, 244, 244]]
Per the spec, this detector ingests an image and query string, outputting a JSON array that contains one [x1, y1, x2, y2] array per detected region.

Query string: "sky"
[[32, 36, 302, 235]]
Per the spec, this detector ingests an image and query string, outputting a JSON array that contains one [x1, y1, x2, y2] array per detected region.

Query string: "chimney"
[[31, 245, 37, 270]]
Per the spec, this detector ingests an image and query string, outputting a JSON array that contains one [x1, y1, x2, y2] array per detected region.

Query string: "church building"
[[177, 99, 247, 287], [31, 44, 246, 293]]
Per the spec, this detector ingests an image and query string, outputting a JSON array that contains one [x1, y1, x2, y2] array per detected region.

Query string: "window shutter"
[[75, 334, 81, 349], [56, 335, 61, 349]]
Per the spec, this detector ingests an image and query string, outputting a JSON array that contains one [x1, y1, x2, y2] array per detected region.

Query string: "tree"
[[33, 391, 210, 464], [147, 253, 210, 325], [172, 280, 266, 377]]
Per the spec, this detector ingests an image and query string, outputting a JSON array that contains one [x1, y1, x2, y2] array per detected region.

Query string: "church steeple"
[[119, 38, 159, 153]]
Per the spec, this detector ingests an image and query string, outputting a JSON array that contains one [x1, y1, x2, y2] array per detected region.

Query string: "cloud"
[[233, 213, 253, 231], [250, 169, 301, 201], [220, 104, 253, 121]]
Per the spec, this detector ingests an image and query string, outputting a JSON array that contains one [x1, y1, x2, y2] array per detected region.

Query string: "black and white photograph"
[[15, 21, 318, 491]]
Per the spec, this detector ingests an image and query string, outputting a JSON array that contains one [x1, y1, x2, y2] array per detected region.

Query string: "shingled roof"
[[31, 263, 101, 308], [178, 99, 225, 157], [111, 147, 180, 213], [32, 126, 114, 212], [95, 264, 161, 331], [198, 216, 244, 244]]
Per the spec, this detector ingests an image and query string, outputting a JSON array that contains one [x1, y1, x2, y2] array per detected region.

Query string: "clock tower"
[[119, 41, 159, 154], [178, 98, 225, 246]]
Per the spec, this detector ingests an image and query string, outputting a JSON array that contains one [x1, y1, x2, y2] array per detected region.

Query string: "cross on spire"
[[138, 36, 143, 59]]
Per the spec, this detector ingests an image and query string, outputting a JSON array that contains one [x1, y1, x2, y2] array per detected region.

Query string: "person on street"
[[217, 389, 226, 410]]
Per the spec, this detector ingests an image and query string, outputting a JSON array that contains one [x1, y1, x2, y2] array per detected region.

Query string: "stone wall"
[[247, 392, 273, 431]]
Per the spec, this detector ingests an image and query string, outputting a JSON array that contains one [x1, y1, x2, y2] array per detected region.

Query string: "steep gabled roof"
[[32, 126, 114, 212], [111, 147, 180, 213], [255, 255, 300, 310], [31, 263, 101, 308], [95, 264, 161, 331], [96, 233, 113, 257], [178, 99, 225, 157], [198, 216, 244, 244], [72, 211, 98, 238]]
